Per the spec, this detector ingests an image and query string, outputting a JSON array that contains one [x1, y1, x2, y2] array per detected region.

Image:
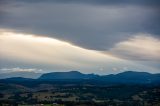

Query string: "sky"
[[0, 0, 160, 74]]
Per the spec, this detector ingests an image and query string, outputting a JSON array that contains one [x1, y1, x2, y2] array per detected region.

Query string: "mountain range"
[[1, 71, 160, 84], [39, 71, 160, 84]]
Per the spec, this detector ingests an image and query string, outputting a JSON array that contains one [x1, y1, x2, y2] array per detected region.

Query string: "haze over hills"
[[0, 71, 42, 79]]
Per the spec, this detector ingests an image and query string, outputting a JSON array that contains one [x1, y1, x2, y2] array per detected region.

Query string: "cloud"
[[0, 0, 159, 50], [109, 33, 160, 61], [0, 30, 116, 65], [0, 0, 7, 23], [0, 67, 42, 73], [7, 0, 160, 7], [0, 30, 120, 74], [1, 30, 159, 74], [0, 1, 160, 74]]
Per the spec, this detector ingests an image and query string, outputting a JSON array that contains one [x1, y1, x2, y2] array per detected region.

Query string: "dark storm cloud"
[[0, 0, 7, 23], [0, 0, 160, 50], [8, 0, 160, 6]]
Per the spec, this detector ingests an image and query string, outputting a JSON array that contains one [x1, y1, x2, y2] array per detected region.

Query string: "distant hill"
[[0, 71, 42, 79], [2, 77, 34, 81], [100, 71, 160, 84], [0, 71, 160, 85], [39, 71, 98, 80], [39, 71, 160, 84]]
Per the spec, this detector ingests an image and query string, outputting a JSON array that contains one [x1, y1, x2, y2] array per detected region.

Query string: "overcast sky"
[[0, 0, 159, 74]]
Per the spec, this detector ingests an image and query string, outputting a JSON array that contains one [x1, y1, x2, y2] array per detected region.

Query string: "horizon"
[[0, 69, 159, 75]]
